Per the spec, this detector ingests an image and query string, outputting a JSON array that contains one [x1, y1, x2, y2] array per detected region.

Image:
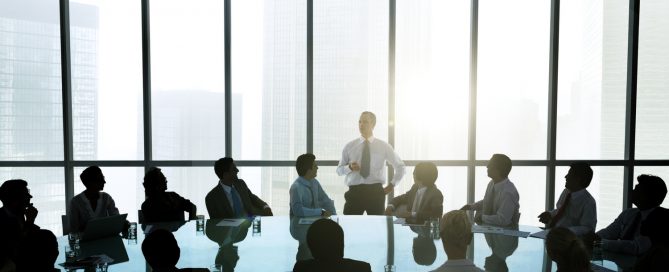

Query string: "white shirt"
[[471, 178, 520, 227], [336, 136, 406, 186], [430, 259, 484, 272], [550, 188, 597, 236], [411, 186, 428, 214], [69, 191, 120, 232]]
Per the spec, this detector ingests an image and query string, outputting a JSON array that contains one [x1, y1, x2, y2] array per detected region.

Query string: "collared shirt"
[[289, 176, 337, 217], [411, 186, 428, 214], [336, 136, 406, 186], [471, 178, 520, 227], [550, 188, 597, 236], [597, 207, 654, 255], [430, 259, 484, 272]]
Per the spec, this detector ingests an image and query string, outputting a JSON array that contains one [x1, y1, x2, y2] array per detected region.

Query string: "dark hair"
[[142, 229, 180, 270], [413, 236, 436, 265], [569, 162, 594, 188], [143, 167, 166, 197], [307, 219, 344, 261], [491, 154, 512, 177], [637, 174, 667, 207], [296, 153, 316, 177], [361, 111, 377, 126], [80, 166, 103, 187], [0, 179, 28, 203], [414, 162, 438, 185], [546, 227, 590, 272], [214, 157, 234, 178]]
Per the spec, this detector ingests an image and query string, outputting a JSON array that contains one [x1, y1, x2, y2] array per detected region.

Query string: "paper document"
[[298, 217, 322, 225], [471, 225, 529, 238], [500, 229, 530, 238], [215, 219, 246, 227], [530, 229, 549, 239]]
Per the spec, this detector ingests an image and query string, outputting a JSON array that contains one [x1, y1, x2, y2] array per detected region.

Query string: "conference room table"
[[56, 215, 633, 271]]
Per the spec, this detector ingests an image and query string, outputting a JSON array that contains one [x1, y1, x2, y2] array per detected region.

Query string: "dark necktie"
[[360, 140, 370, 178], [549, 192, 572, 228], [231, 187, 244, 217], [622, 212, 642, 240]]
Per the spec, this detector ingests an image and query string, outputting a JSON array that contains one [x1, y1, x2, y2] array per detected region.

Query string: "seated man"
[[293, 219, 371, 272], [385, 162, 443, 224], [595, 174, 667, 255], [431, 210, 483, 272], [0, 179, 40, 265], [206, 157, 273, 219], [461, 154, 520, 227], [538, 163, 597, 236], [633, 207, 669, 272], [290, 154, 336, 217], [142, 167, 197, 223], [70, 166, 121, 232], [142, 228, 208, 272]]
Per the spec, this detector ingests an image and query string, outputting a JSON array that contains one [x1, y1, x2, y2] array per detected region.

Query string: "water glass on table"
[[127, 222, 137, 244], [196, 215, 205, 233]]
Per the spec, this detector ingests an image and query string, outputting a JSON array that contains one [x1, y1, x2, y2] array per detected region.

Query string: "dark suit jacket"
[[389, 184, 443, 223], [205, 179, 268, 219], [0, 207, 40, 263], [293, 258, 372, 272]]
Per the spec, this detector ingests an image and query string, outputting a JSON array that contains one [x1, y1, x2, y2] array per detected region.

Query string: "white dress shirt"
[[471, 178, 520, 227], [549, 188, 597, 236], [336, 136, 406, 186], [69, 192, 120, 232], [430, 259, 484, 272]]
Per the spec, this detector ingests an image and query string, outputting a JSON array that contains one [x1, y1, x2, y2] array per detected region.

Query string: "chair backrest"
[[62, 214, 70, 236]]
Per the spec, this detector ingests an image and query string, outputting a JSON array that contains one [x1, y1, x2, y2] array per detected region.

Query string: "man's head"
[[565, 163, 593, 191], [632, 174, 667, 210], [296, 153, 318, 179], [487, 154, 512, 181], [358, 111, 376, 138], [307, 219, 344, 261], [80, 166, 106, 191], [439, 210, 473, 259], [142, 229, 180, 270], [0, 179, 32, 212], [414, 162, 438, 186], [214, 157, 239, 182], [143, 167, 168, 196]]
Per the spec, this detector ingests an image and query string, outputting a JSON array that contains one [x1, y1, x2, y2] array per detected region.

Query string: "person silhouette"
[[142, 228, 208, 272], [141, 167, 197, 223], [16, 229, 59, 272], [0, 179, 40, 266], [546, 227, 591, 272], [293, 219, 371, 272], [206, 158, 273, 219], [431, 210, 483, 272], [205, 219, 252, 272], [69, 166, 122, 232], [632, 207, 669, 272], [386, 162, 443, 224]]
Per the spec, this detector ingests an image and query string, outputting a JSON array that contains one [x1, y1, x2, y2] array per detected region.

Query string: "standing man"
[[460, 154, 520, 227], [206, 157, 273, 219], [337, 111, 406, 215]]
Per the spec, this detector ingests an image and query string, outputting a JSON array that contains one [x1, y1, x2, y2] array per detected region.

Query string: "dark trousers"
[[343, 183, 385, 215]]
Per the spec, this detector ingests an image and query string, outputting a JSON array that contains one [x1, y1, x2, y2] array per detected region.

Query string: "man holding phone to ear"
[[0, 179, 40, 264]]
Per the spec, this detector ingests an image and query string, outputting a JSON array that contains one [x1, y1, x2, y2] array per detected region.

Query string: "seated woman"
[[141, 167, 196, 223], [546, 227, 592, 272], [69, 166, 121, 232]]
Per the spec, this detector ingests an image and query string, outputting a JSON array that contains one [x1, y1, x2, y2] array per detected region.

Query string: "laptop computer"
[[80, 213, 128, 242]]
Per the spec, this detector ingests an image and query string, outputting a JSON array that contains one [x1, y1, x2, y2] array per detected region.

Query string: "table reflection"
[[205, 219, 252, 272]]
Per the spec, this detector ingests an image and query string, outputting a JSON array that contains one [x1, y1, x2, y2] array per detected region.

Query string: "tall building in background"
[[0, 1, 98, 233]]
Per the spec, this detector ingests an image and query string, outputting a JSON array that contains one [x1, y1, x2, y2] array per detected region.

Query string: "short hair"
[[142, 229, 180, 270], [361, 111, 376, 126], [143, 167, 166, 196], [440, 210, 472, 247], [414, 162, 438, 185], [545, 227, 590, 271], [296, 153, 316, 177], [0, 179, 28, 203], [80, 166, 103, 187], [214, 157, 234, 178], [491, 154, 512, 177], [637, 174, 667, 207], [569, 162, 593, 188], [306, 219, 344, 261]]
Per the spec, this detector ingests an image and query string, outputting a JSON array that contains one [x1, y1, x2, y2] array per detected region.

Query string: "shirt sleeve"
[[69, 198, 82, 232], [385, 144, 406, 186], [317, 183, 337, 215], [289, 184, 322, 217], [336, 143, 352, 177], [106, 194, 120, 216], [569, 196, 597, 236], [602, 236, 652, 255], [596, 211, 627, 240], [482, 191, 517, 226]]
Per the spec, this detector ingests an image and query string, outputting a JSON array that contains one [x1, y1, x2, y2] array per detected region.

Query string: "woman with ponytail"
[[546, 227, 592, 272]]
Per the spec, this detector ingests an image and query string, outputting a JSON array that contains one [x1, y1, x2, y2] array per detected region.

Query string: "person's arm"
[[289, 184, 322, 217], [206, 189, 225, 219], [596, 211, 627, 240], [336, 143, 353, 177], [173, 192, 197, 220], [239, 180, 270, 211], [316, 182, 337, 215], [568, 197, 597, 236], [385, 144, 406, 186], [482, 191, 517, 226], [601, 236, 652, 255], [105, 193, 120, 216], [388, 186, 413, 210], [415, 189, 444, 222]]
